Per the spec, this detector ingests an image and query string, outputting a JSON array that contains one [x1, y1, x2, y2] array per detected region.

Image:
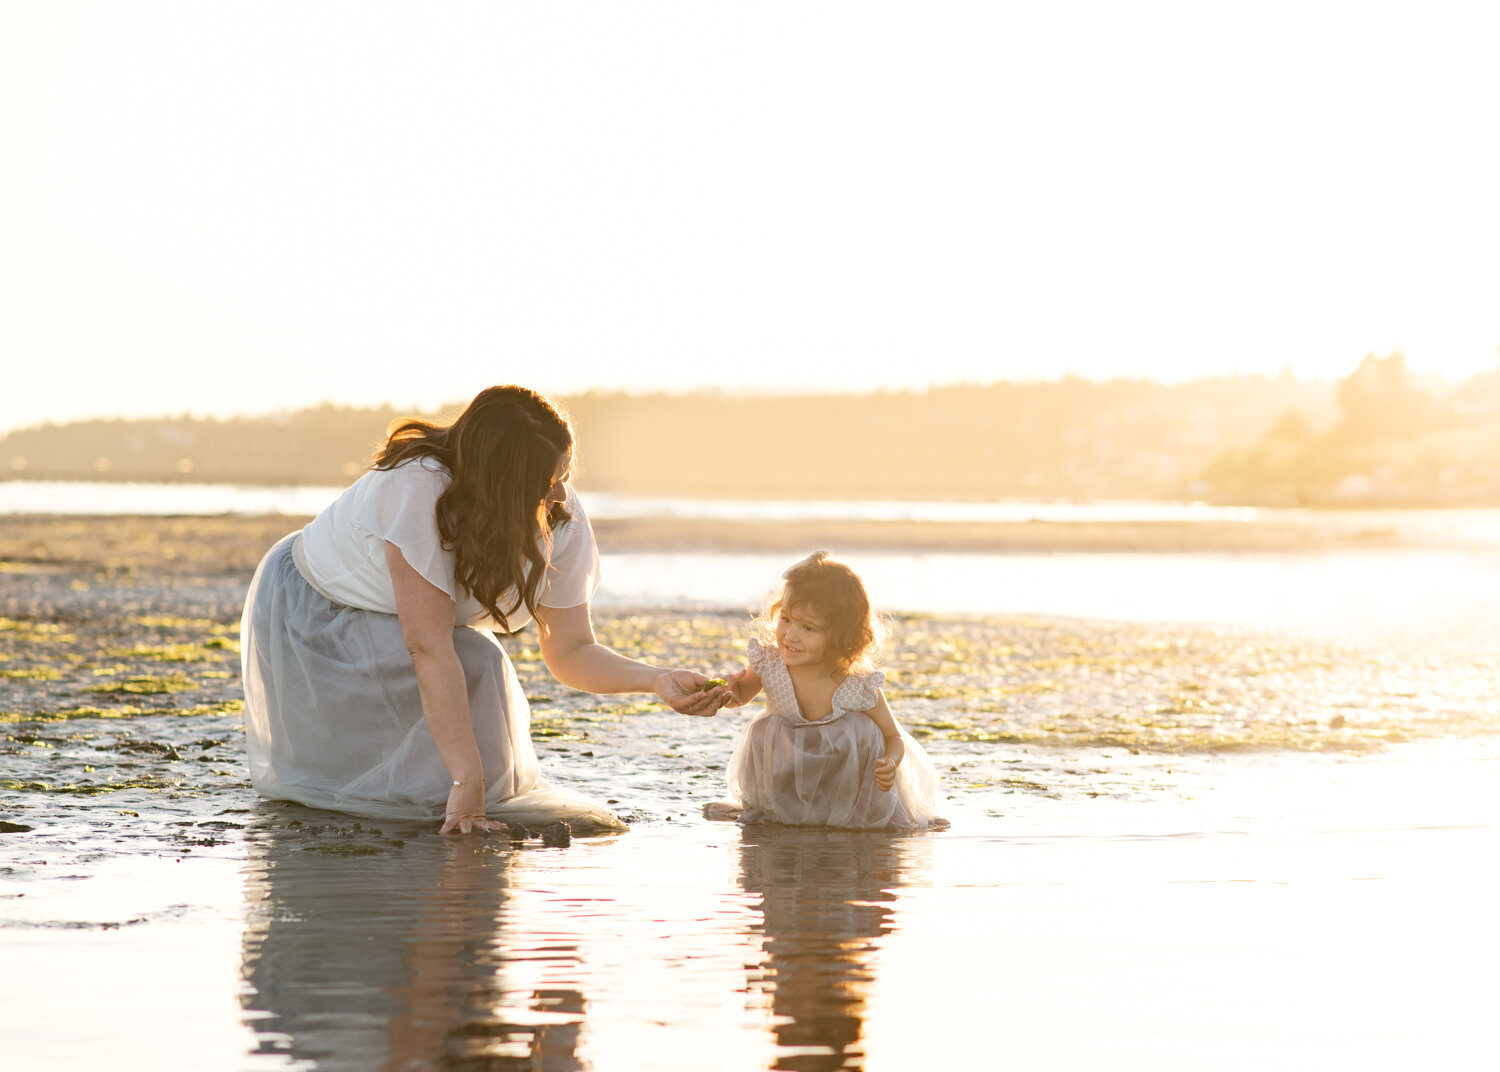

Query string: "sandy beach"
[[2, 514, 1498, 1070]]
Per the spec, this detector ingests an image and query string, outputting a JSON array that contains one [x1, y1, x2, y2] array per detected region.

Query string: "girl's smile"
[[775, 606, 833, 671]]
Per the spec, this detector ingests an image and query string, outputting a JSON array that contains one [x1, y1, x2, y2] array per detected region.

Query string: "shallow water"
[[8, 476, 1500, 536], [4, 741, 1498, 1070], [0, 481, 1278, 520], [5, 706, 1500, 1069], [597, 548, 1500, 639]]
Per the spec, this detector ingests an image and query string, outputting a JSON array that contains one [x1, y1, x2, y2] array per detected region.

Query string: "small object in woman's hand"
[[697, 678, 727, 692]]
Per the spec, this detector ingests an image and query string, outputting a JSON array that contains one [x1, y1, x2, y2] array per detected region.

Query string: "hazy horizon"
[[1, 365, 1356, 436]]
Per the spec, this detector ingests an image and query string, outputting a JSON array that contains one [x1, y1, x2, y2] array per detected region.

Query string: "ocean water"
[[9, 476, 1500, 536], [596, 547, 1500, 639], [0, 479, 351, 517], [1, 479, 1264, 520]]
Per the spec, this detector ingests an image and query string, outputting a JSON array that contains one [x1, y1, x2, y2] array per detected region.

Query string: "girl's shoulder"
[[747, 636, 774, 669], [834, 667, 886, 712]]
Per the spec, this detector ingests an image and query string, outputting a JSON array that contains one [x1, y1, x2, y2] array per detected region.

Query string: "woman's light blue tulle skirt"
[[241, 533, 624, 832]]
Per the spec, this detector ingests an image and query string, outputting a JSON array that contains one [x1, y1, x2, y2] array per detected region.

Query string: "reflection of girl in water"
[[708, 552, 945, 829], [737, 825, 920, 1070]]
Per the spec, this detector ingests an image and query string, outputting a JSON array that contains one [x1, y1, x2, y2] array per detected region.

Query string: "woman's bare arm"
[[385, 541, 503, 834], [534, 602, 728, 716]]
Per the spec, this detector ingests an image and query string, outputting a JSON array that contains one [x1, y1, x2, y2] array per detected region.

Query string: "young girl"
[[706, 552, 946, 831]]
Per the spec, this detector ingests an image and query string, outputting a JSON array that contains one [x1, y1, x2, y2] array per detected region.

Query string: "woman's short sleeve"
[[536, 488, 603, 608], [348, 459, 459, 600]]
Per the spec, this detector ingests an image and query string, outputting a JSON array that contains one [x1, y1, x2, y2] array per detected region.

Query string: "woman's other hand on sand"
[[440, 780, 507, 835], [655, 669, 729, 717], [440, 814, 509, 835]]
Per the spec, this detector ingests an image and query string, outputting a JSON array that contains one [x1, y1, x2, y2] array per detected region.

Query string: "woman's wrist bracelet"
[[452, 778, 486, 788]]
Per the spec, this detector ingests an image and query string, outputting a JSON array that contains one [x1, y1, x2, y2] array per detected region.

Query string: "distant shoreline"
[[2, 514, 1497, 585], [11, 472, 1500, 513], [7, 473, 1500, 514]]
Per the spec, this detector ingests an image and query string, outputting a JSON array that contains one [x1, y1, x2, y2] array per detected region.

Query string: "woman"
[[241, 385, 729, 834]]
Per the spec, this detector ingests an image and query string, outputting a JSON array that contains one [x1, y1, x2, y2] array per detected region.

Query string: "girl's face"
[[775, 601, 836, 673]]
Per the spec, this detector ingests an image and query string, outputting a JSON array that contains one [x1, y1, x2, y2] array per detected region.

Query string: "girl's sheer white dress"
[[716, 639, 945, 830]]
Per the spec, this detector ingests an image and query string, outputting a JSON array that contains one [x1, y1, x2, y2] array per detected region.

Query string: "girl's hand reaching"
[[720, 667, 756, 708], [717, 666, 764, 709]]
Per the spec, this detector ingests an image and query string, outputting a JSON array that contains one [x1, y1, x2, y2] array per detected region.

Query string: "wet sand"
[[3, 515, 1498, 1069]]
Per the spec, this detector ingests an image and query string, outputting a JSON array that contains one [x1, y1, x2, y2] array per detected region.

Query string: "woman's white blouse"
[[296, 456, 601, 629]]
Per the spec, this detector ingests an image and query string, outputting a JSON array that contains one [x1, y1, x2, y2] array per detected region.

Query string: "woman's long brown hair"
[[372, 385, 574, 630]]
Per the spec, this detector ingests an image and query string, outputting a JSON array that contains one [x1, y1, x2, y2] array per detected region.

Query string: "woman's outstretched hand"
[[440, 780, 507, 835], [654, 669, 730, 717]]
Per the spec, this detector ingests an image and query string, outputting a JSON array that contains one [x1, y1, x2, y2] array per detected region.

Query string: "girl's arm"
[[722, 666, 763, 707], [862, 688, 906, 792], [385, 542, 506, 835], [534, 602, 728, 716]]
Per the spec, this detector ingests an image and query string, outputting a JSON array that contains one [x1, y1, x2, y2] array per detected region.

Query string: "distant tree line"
[[18, 366, 1492, 504], [561, 375, 1336, 500], [2, 402, 411, 486], [1197, 353, 1500, 505]]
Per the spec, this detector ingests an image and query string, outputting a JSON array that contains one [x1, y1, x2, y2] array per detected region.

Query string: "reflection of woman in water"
[[238, 807, 585, 1070], [736, 825, 926, 1070]]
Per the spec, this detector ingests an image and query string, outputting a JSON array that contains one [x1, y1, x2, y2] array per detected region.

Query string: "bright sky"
[[3, 1, 1498, 433]]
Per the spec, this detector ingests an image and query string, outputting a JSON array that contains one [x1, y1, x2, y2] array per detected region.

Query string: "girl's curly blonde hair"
[[754, 551, 888, 676]]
